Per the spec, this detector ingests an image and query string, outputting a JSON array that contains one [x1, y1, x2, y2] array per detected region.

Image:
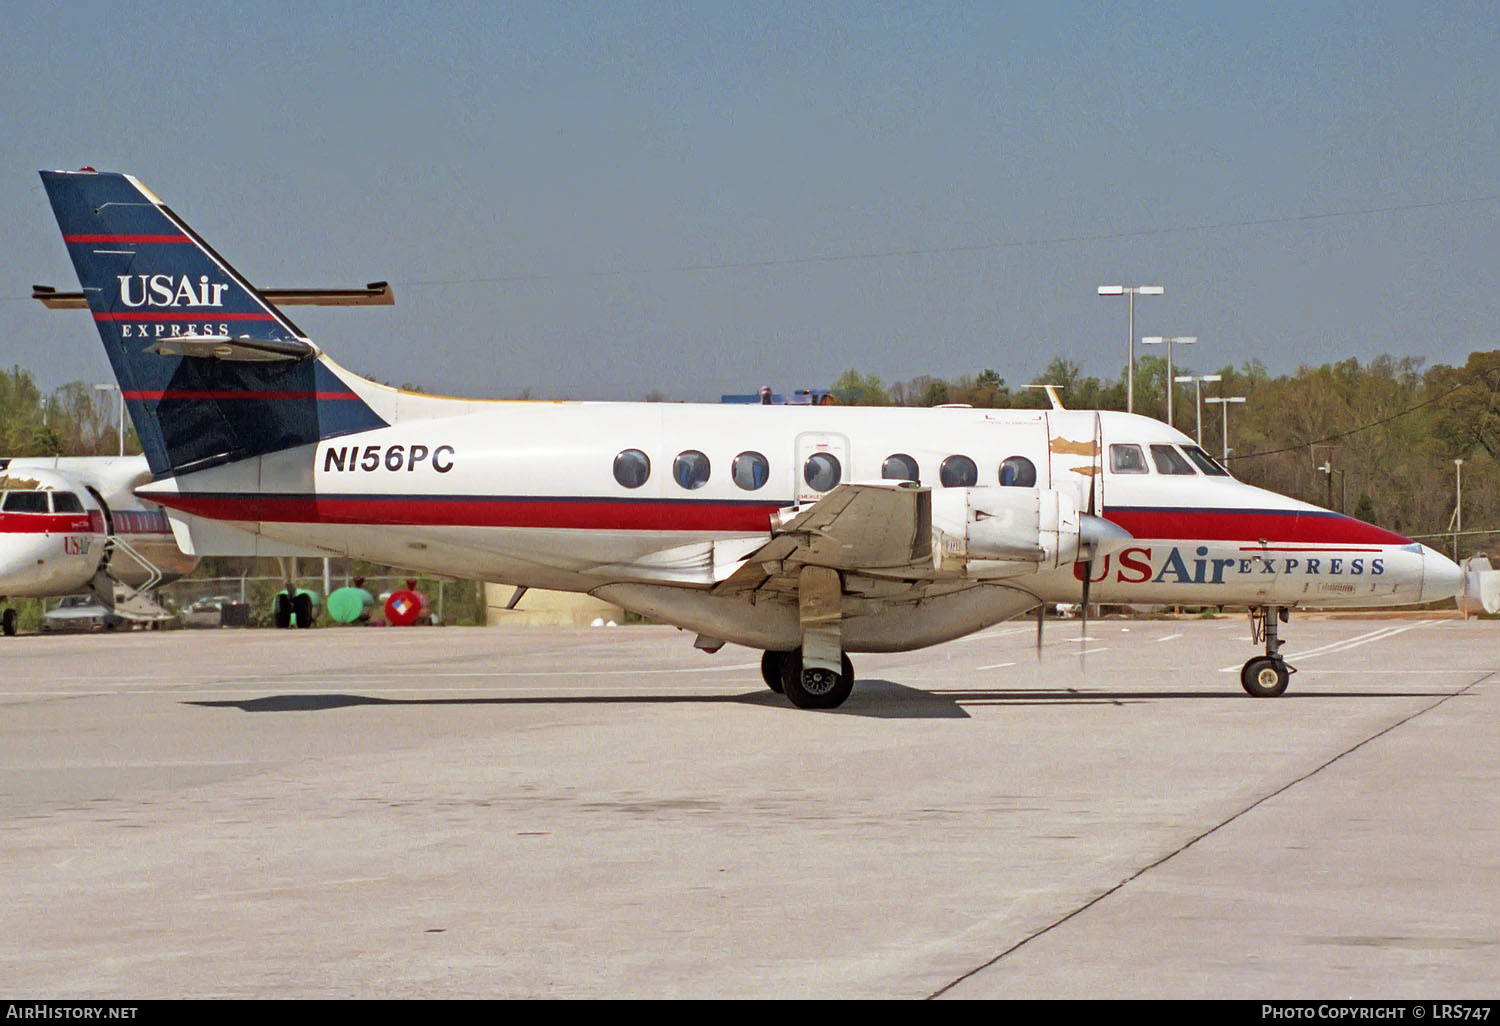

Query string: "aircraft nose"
[[1420, 545, 1465, 605]]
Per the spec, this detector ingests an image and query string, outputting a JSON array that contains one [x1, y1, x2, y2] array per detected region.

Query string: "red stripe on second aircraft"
[[0, 513, 93, 534]]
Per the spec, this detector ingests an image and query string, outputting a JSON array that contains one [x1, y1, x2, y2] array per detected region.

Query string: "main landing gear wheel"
[[778, 648, 855, 710], [293, 591, 314, 629], [1, 608, 16, 637], [1241, 656, 1291, 698], [273, 592, 293, 629], [761, 651, 786, 693]]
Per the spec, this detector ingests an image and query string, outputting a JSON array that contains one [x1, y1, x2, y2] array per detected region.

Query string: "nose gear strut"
[[1242, 605, 1296, 697]]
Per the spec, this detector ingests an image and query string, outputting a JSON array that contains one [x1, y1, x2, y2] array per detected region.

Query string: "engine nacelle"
[[930, 486, 1083, 575]]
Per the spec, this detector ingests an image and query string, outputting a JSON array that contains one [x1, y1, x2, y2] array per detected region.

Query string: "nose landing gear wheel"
[[1241, 656, 1291, 698], [778, 648, 855, 709]]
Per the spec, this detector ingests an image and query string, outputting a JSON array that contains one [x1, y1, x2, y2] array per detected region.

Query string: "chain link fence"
[[158, 574, 487, 628]]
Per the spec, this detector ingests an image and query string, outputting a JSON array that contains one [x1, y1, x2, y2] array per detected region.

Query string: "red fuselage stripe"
[[157, 494, 782, 533], [1106, 508, 1410, 546], [149, 494, 1419, 544]]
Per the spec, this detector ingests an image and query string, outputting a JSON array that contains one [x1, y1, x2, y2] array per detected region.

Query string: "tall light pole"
[[1454, 458, 1464, 560], [1097, 284, 1164, 414], [1316, 458, 1345, 512], [1204, 395, 1246, 463], [1174, 373, 1221, 445], [94, 383, 123, 457], [1141, 335, 1196, 427]]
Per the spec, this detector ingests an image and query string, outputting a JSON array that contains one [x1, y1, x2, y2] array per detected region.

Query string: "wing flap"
[[714, 481, 931, 594]]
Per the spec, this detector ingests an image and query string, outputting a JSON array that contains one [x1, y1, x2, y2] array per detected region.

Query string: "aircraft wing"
[[714, 481, 932, 594]]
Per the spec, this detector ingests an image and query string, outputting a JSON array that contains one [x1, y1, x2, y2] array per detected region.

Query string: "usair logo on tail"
[[117, 274, 229, 308]]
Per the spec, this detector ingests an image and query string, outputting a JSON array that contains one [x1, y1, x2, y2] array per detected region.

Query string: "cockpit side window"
[[1109, 444, 1148, 474], [1181, 445, 1231, 476], [52, 492, 85, 513], [1149, 444, 1196, 475], [1, 491, 50, 513]]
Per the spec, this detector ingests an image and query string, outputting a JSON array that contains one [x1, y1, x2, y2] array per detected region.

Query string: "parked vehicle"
[[182, 595, 241, 628], [40, 596, 124, 633]]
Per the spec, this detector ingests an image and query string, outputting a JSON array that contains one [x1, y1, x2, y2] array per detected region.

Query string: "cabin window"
[[1182, 445, 1230, 476], [939, 455, 978, 488], [803, 452, 842, 492], [1109, 444, 1148, 474], [998, 455, 1037, 487], [731, 451, 770, 491], [612, 449, 651, 489], [52, 492, 85, 513], [882, 453, 919, 483], [673, 450, 711, 490], [1, 491, 50, 513], [1149, 444, 1196, 475]]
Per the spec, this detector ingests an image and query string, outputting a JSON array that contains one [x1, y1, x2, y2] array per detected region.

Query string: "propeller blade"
[[1080, 411, 1103, 667], [1035, 601, 1045, 659], [1089, 411, 1103, 516], [1080, 564, 1092, 668]]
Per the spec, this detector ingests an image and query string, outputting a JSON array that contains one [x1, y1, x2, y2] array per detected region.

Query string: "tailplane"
[[40, 169, 387, 476]]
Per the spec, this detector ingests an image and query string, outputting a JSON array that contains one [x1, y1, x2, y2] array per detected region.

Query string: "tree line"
[[832, 351, 1495, 552]]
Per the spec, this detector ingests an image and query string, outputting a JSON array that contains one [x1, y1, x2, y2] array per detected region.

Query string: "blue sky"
[[2, 0, 1496, 401]]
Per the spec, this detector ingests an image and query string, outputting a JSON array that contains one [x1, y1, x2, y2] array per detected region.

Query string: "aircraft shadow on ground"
[[185, 682, 968, 720], [183, 681, 1438, 720]]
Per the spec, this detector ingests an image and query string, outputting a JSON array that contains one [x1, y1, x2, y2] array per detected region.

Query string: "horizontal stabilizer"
[[149, 335, 315, 362], [32, 282, 394, 309]]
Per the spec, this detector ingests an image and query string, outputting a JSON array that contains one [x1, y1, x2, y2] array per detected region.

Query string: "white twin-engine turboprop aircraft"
[[0, 455, 197, 635], [37, 169, 1463, 708]]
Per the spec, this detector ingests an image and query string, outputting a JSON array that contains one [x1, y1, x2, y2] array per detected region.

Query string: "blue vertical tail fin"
[[39, 169, 387, 477]]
